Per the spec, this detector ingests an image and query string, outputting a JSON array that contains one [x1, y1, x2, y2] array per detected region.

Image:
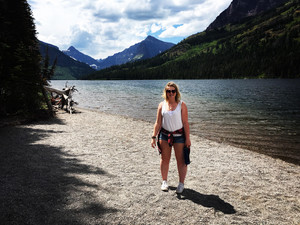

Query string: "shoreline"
[[51, 79, 300, 167], [79, 106, 300, 166], [0, 108, 299, 224]]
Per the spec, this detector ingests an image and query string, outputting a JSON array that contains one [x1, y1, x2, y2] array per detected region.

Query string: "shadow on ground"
[[171, 187, 236, 214], [0, 118, 117, 225]]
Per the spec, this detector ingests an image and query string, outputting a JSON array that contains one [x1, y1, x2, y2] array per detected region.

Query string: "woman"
[[151, 81, 191, 194]]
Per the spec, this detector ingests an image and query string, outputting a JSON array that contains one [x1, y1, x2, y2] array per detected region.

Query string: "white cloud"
[[150, 23, 162, 33], [28, 0, 232, 59]]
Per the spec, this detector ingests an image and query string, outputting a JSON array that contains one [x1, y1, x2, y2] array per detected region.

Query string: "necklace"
[[168, 102, 177, 110]]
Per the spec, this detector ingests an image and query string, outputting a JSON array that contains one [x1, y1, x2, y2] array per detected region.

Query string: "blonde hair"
[[162, 81, 181, 103]]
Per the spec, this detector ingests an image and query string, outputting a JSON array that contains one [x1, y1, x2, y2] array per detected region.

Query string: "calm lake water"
[[50, 79, 300, 164]]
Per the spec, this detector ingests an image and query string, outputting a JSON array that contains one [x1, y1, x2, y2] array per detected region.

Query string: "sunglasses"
[[166, 90, 176, 94]]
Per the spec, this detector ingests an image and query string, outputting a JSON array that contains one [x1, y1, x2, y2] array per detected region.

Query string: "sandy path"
[[0, 108, 299, 224]]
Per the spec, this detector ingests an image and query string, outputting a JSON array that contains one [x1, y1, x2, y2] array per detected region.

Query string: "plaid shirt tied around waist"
[[157, 127, 184, 154]]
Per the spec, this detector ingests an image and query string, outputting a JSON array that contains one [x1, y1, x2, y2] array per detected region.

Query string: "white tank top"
[[161, 100, 183, 132]]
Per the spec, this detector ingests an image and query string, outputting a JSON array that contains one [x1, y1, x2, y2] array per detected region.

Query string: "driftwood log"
[[44, 85, 78, 114]]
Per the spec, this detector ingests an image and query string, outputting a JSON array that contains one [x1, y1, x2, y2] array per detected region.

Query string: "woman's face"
[[166, 86, 176, 100]]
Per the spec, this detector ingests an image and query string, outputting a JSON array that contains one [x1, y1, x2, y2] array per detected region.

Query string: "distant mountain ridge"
[[62, 36, 175, 70], [39, 41, 95, 80], [62, 46, 102, 70], [207, 0, 287, 30], [98, 36, 175, 69]]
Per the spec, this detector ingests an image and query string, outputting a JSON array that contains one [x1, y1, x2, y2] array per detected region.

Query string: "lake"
[[50, 79, 300, 164]]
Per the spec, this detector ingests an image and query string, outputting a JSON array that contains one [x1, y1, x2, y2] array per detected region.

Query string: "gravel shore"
[[0, 108, 299, 224]]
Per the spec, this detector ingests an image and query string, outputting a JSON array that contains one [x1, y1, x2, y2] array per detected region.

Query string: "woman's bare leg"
[[159, 140, 172, 181], [174, 143, 187, 183]]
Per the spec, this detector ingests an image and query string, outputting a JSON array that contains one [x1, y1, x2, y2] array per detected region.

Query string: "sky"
[[28, 0, 232, 59]]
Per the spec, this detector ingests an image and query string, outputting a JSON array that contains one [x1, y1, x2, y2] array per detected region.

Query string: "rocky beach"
[[0, 108, 299, 224]]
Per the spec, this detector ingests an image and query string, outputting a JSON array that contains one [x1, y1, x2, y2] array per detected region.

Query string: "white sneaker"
[[161, 180, 169, 191], [176, 182, 184, 194]]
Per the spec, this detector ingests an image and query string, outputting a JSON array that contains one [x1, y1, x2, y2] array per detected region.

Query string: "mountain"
[[61, 36, 174, 71], [39, 41, 95, 80], [97, 35, 175, 69], [62, 46, 101, 70], [84, 0, 299, 80], [207, 0, 287, 30]]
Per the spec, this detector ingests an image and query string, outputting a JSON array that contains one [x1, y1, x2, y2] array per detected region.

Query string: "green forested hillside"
[[39, 41, 95, 80], [85, 0, 300, 80]]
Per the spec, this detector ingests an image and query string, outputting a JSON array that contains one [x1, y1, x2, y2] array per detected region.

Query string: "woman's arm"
[[181, 101, 191, 147], [151, 102, 163, 148]]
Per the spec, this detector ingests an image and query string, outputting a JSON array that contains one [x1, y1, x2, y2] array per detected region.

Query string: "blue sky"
[[28, 0, 232, 59]]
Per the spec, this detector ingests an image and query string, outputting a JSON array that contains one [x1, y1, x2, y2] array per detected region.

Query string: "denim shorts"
[[159, 132, 185, 144]]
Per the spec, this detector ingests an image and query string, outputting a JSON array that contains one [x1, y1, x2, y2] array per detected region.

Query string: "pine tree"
[[0, 0, 43, 116]]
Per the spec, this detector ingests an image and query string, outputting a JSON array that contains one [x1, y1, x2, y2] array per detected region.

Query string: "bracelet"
[[152, 136, 156, 139]]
